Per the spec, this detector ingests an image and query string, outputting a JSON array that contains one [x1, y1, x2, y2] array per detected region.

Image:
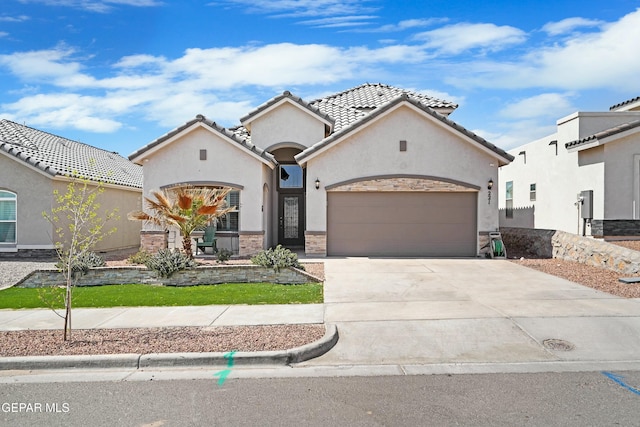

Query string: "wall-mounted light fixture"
[[488, 178, 494, 190], [548, 140, 558, 155], [315, 178, 320, 190], [519, 150, 527, 164]]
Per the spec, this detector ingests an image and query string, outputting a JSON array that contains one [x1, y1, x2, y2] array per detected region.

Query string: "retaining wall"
[[501, 227, 640, 275], [17, 265, 320, 288]]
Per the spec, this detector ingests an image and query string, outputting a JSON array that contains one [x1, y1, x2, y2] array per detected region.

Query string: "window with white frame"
[[217, 190, 239, 232], [0, 190, 17, 244], [505, 181, 513, 218], [530, 183, 536, 201]]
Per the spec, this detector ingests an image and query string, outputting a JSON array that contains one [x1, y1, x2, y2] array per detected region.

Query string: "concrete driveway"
[[302, 258, 640, 371]]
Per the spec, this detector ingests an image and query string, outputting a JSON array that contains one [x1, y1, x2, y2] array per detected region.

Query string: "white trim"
[[0, 247, 18, 252], [51, 175, 142, 193], [131, 122, 276, 169]]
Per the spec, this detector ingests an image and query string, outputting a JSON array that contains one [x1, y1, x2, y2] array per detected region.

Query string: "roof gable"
[[128, 115, 277, 167], [0, 119, 142, 189], [566, 119, 640, 151], [296, 95, 513, 166], [240, 91, 334, 133]]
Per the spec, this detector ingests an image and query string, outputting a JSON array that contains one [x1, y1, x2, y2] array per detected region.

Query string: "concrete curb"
[[0, 324, 338, 371]]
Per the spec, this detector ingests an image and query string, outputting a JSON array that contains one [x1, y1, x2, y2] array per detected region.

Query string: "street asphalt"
[[2, 257, 640, 378]]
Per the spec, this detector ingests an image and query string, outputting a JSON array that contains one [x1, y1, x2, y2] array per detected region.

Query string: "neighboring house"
[[499, 96, 640, 239], [0, 119, 143, 256], [129, 83, 513, 257]]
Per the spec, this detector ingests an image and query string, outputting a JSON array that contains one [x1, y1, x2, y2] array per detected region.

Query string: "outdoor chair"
[[195, 224, 217, 255]]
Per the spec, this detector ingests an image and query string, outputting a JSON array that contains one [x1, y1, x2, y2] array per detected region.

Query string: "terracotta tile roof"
[[610, 96, 640, 111], [310, 82, 457, 131], [231, 82, 458, 141], [0, 119, 142, 189], [128, 114, 276, 165], [565, 119, 640, 149], [296, 94, 513, 164]]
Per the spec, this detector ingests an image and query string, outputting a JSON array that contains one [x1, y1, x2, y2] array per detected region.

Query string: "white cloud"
[[446, 9, 640, 92], [0, 41, 433, 132], [414, 22, 527, 54], [542, 17, 604, 36], [17, 0, 161, 13], [209, 0, 378, 18], [499, 93, 576, 120], [298, 15, 378, 28], [351, 17, 449, 33], [0, 32, 8, 38], [0, 15, 30, 22]]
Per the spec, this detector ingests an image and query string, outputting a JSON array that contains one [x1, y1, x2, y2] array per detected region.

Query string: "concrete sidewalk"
[[0, 304, 324, 330]]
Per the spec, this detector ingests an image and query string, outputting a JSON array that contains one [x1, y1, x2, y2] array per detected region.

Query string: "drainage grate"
[[542, 339, 575, 351]]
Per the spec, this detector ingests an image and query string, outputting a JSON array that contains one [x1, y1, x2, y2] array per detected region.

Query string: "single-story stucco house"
[[129, 83, 514, 257], [0, 119, 143, 257], [499, 96, 640, 239]]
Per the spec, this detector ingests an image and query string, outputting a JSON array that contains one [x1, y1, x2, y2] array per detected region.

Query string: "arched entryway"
[[270, 146, 305, 248]]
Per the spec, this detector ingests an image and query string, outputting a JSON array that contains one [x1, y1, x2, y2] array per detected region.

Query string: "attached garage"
[[327, 191, 477, 257]]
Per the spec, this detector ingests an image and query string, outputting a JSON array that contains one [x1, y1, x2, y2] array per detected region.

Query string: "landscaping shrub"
[[251, 245, 304, 272], [216, 248, 233, 263], [56, 251, 105, 275], [145, 249, 197, 277], [127, 249, 152, 265]]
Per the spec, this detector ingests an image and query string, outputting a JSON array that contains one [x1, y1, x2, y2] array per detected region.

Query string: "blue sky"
[[1, 0, 640, 156]]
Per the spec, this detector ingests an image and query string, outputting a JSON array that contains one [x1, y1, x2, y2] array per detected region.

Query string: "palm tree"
[[128, 186, 234, 257]]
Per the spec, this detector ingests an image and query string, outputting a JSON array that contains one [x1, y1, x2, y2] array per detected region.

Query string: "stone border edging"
[[0, 324, 338, 371]]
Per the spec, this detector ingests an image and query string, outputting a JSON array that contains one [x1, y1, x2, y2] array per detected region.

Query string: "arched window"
[[0, 190, 16, 244]]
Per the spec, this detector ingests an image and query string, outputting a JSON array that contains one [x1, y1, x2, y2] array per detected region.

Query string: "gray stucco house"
[[499, 96, 640, 239], [0, 119, 143, 257], [130, 83, 513, 257]]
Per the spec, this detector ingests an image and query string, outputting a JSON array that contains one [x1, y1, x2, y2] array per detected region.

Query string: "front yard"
[[0, 282, 323, 309]]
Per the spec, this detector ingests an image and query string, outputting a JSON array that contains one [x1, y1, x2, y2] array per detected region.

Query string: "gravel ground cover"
[[0, 324, 326, 357], [510, 240, 640, 299]]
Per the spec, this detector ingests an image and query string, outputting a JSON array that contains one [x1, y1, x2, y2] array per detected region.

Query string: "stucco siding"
[[305, 105, 499, 233], [499, 133, 605, 235], [249, 102, 326, 150], [0, 153, 54, 248], [141, 126, 266, 232], [52, 180, 142, 252], [603, 135, 640, 219]]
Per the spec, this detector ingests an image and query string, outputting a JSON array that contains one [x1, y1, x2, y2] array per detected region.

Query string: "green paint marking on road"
[[214, 351, 237, 386]]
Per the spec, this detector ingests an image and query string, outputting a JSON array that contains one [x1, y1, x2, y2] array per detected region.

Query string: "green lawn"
[[0, 283, 323, 309]]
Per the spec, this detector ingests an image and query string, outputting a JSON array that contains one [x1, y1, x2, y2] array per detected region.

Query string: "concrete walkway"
[[299, 258, 640, 370], [0, 304, 324, 330]]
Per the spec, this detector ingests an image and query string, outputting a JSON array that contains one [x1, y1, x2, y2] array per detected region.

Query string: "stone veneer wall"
[[0, 249, 57, 259], [327, 176, 477, 192], [140, 231, 168, 253], [591, 220, 640, 238], [305, 232, 327, 256], [238, 232, 264, 257], [501, 227, 640, 275], [17, 265, 321, 288]]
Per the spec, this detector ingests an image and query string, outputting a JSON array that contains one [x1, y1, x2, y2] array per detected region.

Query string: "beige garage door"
[[327, 192, 477, 257]]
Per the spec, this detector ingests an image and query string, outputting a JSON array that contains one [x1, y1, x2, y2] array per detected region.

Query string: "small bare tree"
[[42, 176, 118, 341]]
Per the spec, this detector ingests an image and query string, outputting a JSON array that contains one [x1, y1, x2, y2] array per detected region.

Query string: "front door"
[[278, 193, 305, 247]]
